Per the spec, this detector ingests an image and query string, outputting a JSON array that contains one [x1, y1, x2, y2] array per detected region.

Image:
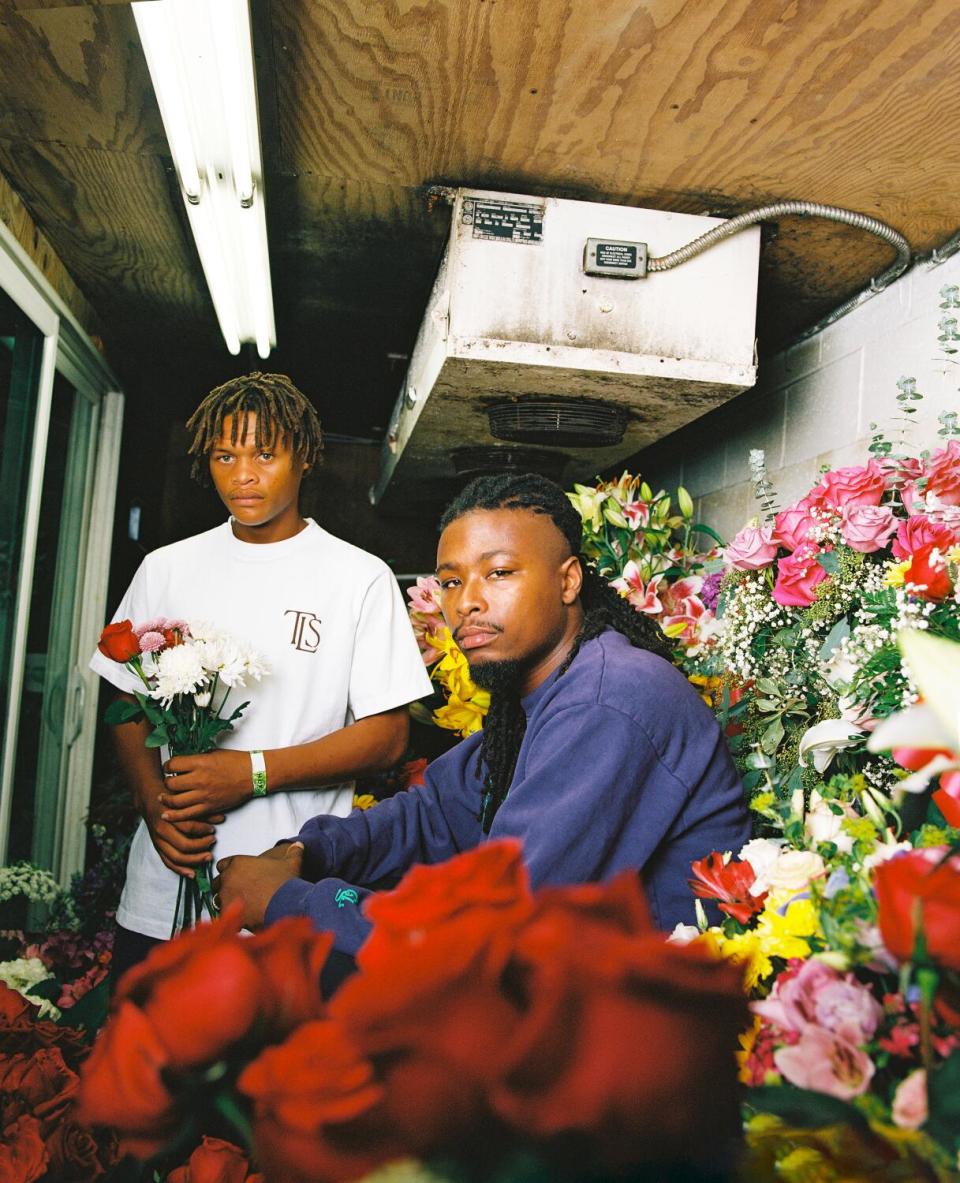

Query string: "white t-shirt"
[[89, 518, 433, 939]]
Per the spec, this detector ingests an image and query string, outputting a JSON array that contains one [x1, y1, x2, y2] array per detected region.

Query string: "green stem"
[[214, 1092, 253, 1148], [917, 966, 939, 1076]]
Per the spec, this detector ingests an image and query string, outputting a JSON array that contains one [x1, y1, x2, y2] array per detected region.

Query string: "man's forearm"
[[110, 695, 165, 813], [262, 707, 409, 792]]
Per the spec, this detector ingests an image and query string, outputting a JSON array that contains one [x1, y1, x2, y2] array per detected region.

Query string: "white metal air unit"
[[372, 188, 760, 504]]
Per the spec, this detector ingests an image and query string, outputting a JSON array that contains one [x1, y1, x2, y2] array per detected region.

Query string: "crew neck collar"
[[220, 517, 320, 562]]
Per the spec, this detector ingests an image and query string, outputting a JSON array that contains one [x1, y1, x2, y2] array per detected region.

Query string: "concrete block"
[[910, 251, 960, 311], [783, 349, 862, 464], [784, 335, 822, 379], [698, 480, 763, 545], [723, 386, 787, 487], [770, 455, 823, 510]]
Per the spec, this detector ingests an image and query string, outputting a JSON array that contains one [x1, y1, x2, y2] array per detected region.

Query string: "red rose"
[[97, 620, 141, 663], [245, 918, 332, 1039], [45, 1114, 114, 1181], [76, 1001, 178, 1158], [115, 906, 261, 1067], [167, 1137, 261, 1183], [772, 544, 830, 607], [0, 1048, 79, 1133], [358, 839, 534, 988], [238, 1020, 399, 1183], [490, 931, 746, 1174], [891, 514, 958, 560], [0, 985, 86, 1062], [689, 851, 767, 924], [874, 849, 960, 970], [0, 1114, 48, 1183], [902, 543, 953, 601]]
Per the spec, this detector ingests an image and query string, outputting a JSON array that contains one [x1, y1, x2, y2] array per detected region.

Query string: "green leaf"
[[103, 699, 143, 725], [927, 1048, 960, 1152], [691, 523, 724, 545], [816, 550, 840, 573], [761, 716, 785, 754], [743, 1085, 871, 1132], [144, 732, 167, 749], [819, 616, 851, 660]]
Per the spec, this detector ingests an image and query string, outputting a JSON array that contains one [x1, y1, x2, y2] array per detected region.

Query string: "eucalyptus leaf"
[[816, 550, 840, 573], [761, 717, 785, 754], [819, 616, 851, 660]]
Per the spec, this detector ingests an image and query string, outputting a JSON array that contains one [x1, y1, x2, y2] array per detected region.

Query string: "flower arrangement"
[[76, 842, 747, 1183], [0, 981, 119, 1181], [567, 472, 722, 664], [98, 617, 267, 927], [673, 629, 960, 1178], [710, 403, 960, 821]]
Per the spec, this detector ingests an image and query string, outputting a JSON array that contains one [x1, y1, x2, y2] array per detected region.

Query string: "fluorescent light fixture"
[[132, 0, 276, 358]]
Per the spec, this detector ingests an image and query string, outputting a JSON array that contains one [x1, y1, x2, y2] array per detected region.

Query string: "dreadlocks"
[[185, 372, 324, 483], [439, 472, 670, 831]]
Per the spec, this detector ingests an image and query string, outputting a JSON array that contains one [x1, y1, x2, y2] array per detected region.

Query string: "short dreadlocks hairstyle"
[[439, 472, 670, 831], [185, 372, 324, 483]]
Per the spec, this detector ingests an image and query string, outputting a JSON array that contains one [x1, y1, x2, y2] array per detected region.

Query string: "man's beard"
[[467, 656, 525, 694]]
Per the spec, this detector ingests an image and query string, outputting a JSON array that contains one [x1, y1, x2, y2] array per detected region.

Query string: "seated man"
[[217, 472, 750, 952]]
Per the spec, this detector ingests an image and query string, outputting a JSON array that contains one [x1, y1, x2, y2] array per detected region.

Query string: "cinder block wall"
[[633, 251, 960, 543]]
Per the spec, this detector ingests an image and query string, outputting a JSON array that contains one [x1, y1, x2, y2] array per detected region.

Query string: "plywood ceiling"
[[0, 0, 958, 438]]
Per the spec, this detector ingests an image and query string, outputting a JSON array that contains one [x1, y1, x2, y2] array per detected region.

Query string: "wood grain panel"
[[0, 2, 163, 152], [0, 166, 100, 335], [0, 138, 209, 330]]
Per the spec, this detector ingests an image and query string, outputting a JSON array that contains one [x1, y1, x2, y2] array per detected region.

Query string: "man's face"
[[436, 508, 582, 687], [208, 412, 306, 529]]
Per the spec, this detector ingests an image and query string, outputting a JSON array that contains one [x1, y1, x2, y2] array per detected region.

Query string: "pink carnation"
[[813, 461, 886, 510], [773, 500, 819, 551], [137, 630, 166, 653], [839, 503, 897, 553], [891, 514, 959, 560], [772, 543, 828, 607], [722, 524, 779, 571], [134, 617, 168, 637], [774, 1025, 875, 1100]]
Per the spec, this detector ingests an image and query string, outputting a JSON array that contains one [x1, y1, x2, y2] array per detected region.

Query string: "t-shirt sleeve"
[[87, 556, 156, 695], [347, 568, 434, 720]]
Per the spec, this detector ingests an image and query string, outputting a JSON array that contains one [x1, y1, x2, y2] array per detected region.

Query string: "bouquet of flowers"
[[76, 842, 747, 1183], [673, 630, 960, 1179], [567, 472, 723, 667], [709, 405, 960, 821], [97, 617, 267, 928]]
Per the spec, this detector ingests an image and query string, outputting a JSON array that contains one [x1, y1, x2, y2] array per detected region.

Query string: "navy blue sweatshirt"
[[266, 630, 750, 952]]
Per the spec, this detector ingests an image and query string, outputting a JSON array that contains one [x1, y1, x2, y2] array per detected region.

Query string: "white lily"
[[798, 718, 864, 773]]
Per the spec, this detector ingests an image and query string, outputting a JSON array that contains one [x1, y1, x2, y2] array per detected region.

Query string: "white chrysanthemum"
[[151, 642, 207, 703], [196, 635, 268, 688]]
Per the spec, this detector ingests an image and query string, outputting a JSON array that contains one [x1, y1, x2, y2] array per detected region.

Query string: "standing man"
[[91, 373, 431, 977], [217, 472, 750, 953]]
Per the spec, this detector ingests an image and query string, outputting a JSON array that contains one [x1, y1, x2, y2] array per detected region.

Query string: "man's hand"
[[160, 749, 253, 821], [140, 792, 225, 879], [214, 842, 304, 931]]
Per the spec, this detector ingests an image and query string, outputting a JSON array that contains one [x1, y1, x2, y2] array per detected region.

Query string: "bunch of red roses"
[[77, 841, 747, 1182], [0, 982, 117, 1183]]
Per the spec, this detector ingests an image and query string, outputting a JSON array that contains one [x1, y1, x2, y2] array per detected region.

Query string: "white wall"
[[635, 251, 960, 543]]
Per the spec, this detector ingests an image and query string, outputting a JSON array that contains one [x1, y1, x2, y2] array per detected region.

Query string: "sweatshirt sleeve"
[[264, 745, 485, 949], [490, 703, 695, 888]]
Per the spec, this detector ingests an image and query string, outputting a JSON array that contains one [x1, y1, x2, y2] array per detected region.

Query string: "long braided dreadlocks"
[[439, 472, 670, 831], [185, 372, 324, 483]]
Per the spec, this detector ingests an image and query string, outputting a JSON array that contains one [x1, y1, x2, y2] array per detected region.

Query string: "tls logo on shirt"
[[284, 609, 322, 652]]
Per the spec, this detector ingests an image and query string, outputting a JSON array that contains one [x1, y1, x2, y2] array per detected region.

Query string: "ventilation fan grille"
[[487, 400, 628, 447]]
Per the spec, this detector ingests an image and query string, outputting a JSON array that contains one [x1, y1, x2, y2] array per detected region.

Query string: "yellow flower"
[[695, 928, 768, 989], [566, 484, 608, 533], [688, 673, 723, 706], [885, 558, 911, 588], [351, 793, 377, 810], [737, 1014, 762, 1084], [754, 896, 819, 968], [750, 791, 776, 814], [425, 628, 490, 737]]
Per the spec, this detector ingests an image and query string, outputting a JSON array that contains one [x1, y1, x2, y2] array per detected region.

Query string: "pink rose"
[[881, 455, 923, 490], [722, 524, 778, 571], [752, 959, 881, 1045], [774, 1026, 875, 1099], [814, 975, 884, 1044], [922, 439, 960, 506], [891, 514, 959, 560], [773, 500, 819, 551], [839, 503, 897, 553], [772, 544, 828, 607], [891, 1067, 927, 1129], [813, 461, 886, 510]]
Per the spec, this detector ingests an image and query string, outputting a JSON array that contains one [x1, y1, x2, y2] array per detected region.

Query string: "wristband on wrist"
[[250, 750, 268, 797]]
